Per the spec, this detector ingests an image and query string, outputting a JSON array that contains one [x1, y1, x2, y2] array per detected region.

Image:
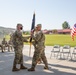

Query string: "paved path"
[[0, 45, 76, 75]]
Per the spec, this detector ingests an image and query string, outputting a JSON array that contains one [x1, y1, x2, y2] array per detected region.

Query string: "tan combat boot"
[[44, 66, 49, 70], [20, 64, 27, 69], [28, 67, 35, 71], [2, 51, 4, 53], [12, 65, 20, 72]]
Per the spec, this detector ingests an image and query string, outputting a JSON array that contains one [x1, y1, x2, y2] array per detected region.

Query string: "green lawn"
[[5, 34, 76, 47], [45, 34, 76, 47]]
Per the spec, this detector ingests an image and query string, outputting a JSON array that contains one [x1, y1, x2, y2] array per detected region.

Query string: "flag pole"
[[29, 12, 35, 57], [29, 43, 32, 57]]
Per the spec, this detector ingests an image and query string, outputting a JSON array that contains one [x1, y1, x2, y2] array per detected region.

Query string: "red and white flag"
[[71, 24, 76, 41]]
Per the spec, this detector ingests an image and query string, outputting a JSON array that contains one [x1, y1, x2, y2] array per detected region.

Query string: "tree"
[[62, 21, 70, 29]]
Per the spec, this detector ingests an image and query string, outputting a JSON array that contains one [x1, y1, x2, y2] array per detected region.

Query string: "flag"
[[30, 13, 35, 42], [31, 13, 35, 30], [29, 12, 35, 56], [71, 24, 76, 41]]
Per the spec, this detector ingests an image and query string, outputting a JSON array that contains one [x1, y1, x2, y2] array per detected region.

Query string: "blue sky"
[[0, 0, 76, 30]]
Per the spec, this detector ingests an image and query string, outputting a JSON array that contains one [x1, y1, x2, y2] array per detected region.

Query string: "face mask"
[[20, 27, 23, 30]]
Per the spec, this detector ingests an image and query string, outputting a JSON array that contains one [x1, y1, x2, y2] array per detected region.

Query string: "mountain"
[[0, 26, 15, 38]]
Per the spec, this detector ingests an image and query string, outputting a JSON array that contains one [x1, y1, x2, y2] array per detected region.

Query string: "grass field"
[[45, 34, 76, 47], [5, 34, 76, 47]]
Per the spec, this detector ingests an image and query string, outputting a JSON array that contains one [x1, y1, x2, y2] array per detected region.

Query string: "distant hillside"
[[0, 26, 15, 38]]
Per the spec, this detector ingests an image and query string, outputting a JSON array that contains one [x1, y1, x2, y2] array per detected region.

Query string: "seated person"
[[0, 44, 4, 53], [1, 38, 8, 51], [8, 38, 13, 51]]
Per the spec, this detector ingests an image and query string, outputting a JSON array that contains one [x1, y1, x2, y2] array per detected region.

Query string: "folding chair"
[[50, 45, 60, 59], [60, 45, 71, 60], [71, 46, 76, 60]]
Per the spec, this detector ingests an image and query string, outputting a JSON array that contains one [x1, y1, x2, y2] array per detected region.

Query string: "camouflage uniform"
[[12, 23, 29, 71], [2, 38, 7, 45], [12, 30, 28, 65], [2, 38, 8, 51], [32, 29, 42, 64], [0, 44, 4, 52], [8, 39, 13, 51], [31, 30, 48, 69]]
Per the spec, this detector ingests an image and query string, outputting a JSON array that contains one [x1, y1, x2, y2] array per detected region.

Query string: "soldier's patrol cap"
[[17, 23, 23, 27], [36, 24, 42, 27]]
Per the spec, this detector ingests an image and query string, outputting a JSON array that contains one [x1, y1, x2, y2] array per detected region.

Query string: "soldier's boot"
[[43, 58, 49, 70], [28, 67, 35, 71], [12, 65, 20, 72], [2, 50, 4, 53], [2, 48, 4, 53], [44, 66, 49, 70], [20, 64, 27, 69]]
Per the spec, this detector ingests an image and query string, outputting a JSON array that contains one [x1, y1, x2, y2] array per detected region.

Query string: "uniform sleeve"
[[32, 31, 42, 42], [22, 37, 28, 42]]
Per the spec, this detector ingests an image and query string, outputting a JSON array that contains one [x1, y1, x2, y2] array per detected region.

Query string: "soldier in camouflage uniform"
[[28, 24, 49, 71], [8, 37, 13, 51], [1, 38, 8, 52], [32, 26, 42, 64], [0, 44, 4, 53], [12, 23, 29, 72]]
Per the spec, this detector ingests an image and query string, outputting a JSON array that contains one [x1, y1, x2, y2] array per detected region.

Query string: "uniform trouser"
[[31, 48, 48, 68], [13, 47, 23, 65], [8, 45, 13, 51]]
